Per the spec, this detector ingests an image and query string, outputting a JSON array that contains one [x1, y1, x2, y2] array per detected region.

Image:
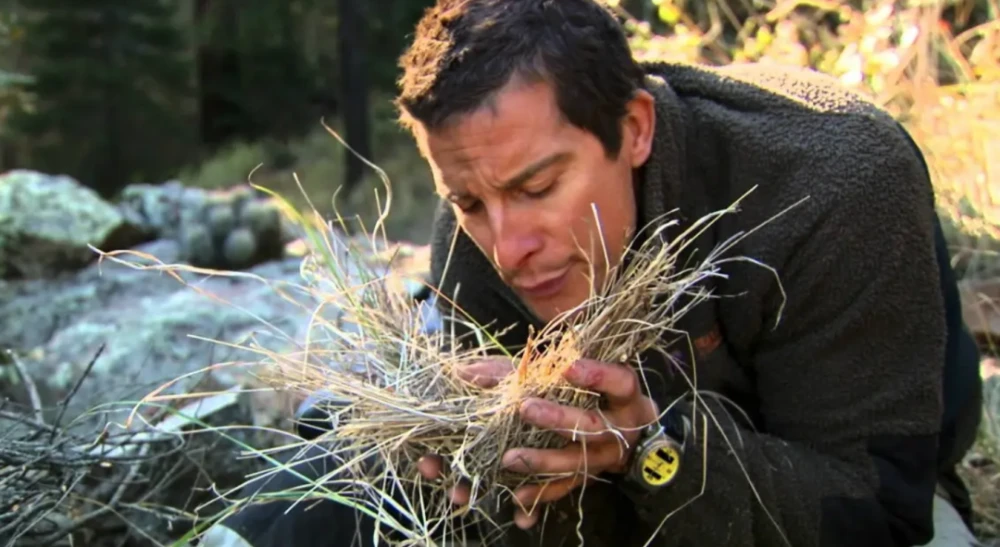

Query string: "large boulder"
[[0, 170, 147, 279], [0, 232, 432, 432]]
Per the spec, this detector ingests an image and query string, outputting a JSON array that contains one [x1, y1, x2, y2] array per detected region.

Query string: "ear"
[[622, 89, 656, 168]]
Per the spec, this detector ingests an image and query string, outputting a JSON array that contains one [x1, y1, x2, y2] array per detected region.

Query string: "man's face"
[[418, 78, 656, 323]]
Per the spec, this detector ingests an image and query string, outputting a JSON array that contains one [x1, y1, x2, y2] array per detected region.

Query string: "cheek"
[[562, 172, 635, 254], [452, 210, 493, 256]]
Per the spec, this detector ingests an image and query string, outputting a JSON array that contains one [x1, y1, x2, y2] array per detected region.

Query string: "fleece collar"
[[634, 69, 689, 234]]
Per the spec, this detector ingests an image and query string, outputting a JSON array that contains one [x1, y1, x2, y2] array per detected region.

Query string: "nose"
[[488, 203, 542, 276]]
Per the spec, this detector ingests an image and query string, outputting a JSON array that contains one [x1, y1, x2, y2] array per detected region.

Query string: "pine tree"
[[12, 0, 197, 195]]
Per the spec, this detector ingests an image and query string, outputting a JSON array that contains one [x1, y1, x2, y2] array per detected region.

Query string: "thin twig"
[[7, 350, 45, 427], [49, 344, 105, 443], [0, 411, 59, 436], [27, 444, 150, 547]]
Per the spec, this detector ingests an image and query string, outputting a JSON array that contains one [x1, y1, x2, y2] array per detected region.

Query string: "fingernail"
[[522, 401, 541, 421], [502, 451, 529, 472], [564, 361, 585, 383]]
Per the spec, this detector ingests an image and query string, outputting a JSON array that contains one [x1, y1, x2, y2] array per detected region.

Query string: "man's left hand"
[[503, 358, 659, 529]]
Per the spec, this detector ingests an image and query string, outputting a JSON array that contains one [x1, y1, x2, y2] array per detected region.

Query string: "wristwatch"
[[626, 409, 689, 492]]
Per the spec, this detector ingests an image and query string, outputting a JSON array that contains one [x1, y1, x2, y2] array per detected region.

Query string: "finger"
[[512, 476, 593, 530], [564, 359, 642, 409], [502, 443, 622, 476], [514, 507, 540, 529], [417, 455, 473, 507], [448, 482, 471, 506], [514, 475, 589, 508], [416, 455, 442, 480], [455, 357, 515, 388], [519, 398, 618, 442]]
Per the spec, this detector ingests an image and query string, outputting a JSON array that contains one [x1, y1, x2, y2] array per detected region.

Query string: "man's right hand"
[[416, 357, 516, 506]]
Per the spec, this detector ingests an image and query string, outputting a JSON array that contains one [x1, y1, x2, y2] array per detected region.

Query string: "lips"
[[515, 267, 570, 299]]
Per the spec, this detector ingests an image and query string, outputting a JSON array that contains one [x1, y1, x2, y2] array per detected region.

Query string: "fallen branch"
[[0, 348, 245, 547]]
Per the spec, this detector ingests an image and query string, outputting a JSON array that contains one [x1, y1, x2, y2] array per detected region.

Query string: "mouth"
[[514, 267, 570, 300]]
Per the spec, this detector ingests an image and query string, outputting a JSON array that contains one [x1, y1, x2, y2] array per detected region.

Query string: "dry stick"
[[48, 344, 105, 444], [27, 443, 151, 547], [0, 500, 60, 543], [0, 432, 137, 545], [5, 471, 86, 547], [7, 350, 44, 427], [69, 502, 163, 547], [0, 411, 59, 437], [0, 350, 202, 546]]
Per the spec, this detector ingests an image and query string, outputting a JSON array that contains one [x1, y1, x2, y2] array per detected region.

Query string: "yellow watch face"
[[640, 443, 681, 486]]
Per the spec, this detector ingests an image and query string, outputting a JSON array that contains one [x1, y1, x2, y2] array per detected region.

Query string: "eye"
[[456, 199, 483, 214], [523, 178, 558, 199]]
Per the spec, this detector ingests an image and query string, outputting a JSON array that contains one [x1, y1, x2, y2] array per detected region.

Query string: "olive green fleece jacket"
[[426, 61, 956, 547]]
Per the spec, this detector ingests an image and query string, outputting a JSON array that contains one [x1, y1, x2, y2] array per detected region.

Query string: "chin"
[[519, 269, 596, 323]]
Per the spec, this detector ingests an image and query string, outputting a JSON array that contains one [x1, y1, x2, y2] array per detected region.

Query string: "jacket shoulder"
[[645, 61, 893, 122]]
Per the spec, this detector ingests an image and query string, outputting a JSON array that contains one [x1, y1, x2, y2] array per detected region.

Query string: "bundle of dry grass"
[[95, 161, 782, 545], [222, 177, 777, 544]]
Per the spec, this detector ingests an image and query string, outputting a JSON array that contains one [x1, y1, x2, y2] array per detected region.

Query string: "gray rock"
[[207, 203, 237, 240], [118, 182, 302, 271], [116, 180, 208, 242], [0, 170, 147, 279], [3, 248, 318, 427], [0, 170, 433, 428], [0, 173, 435, 544], [222, 227, 257, 268], [0, 239, 186, 352], [0, 229, 431, 438]]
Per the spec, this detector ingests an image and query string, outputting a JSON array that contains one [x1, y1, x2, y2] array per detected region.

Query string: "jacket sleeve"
[[619, 121, 947, 547]]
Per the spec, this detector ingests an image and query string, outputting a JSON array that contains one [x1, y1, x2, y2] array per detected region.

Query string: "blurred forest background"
[[0, 0, 443, 240], [1, 0, 998, 246]]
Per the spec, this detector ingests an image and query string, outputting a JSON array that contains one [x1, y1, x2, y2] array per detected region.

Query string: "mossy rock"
[[182, 223, 217, 267], [0, 170, 145, 279], [239, 199, 281, 237], [223, 228, 258, 269], [206, 204, 237, 240]]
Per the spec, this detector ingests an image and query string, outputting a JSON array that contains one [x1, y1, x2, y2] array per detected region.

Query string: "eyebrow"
[[446, 152, 570, 202]]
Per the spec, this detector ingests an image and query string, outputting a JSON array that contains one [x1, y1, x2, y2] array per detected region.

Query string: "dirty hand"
[[418, 358, 658, 530], [416, 358, 516, 505], [502, 358, 658, 529]]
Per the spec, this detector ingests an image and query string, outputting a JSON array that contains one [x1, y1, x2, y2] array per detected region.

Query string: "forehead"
[[419, 80, 570, 191]]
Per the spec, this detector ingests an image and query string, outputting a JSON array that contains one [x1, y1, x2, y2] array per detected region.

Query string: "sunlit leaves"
[[612, 0, 1000, 269]]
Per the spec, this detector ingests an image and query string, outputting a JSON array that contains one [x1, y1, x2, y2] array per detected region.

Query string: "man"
[[204, 1, 984, 545]]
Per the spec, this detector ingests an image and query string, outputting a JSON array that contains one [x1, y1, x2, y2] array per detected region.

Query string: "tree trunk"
[[337, 0, 371, 196], [195, 0, 248, 147], [99, 4, 121, 196]]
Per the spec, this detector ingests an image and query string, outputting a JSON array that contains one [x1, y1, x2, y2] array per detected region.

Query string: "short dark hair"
[[395, 0, 644, 159]]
